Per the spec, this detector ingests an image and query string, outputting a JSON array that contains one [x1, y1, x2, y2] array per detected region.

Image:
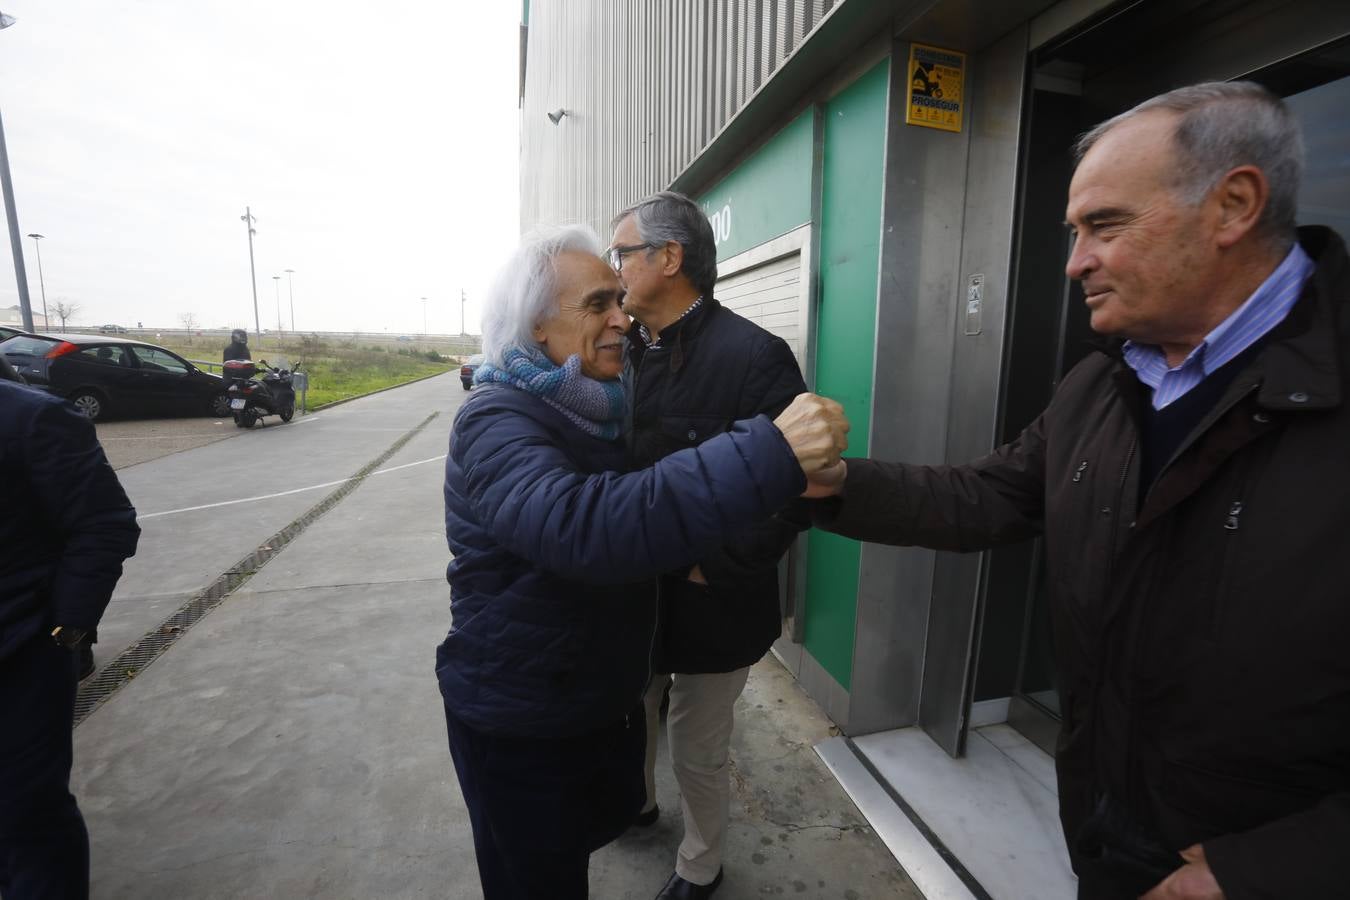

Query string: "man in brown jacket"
[[807, 82, 1350, 900]]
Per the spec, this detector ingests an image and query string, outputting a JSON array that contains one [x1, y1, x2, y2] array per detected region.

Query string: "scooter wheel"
[[279, 406, 294, 423], [235, 409, 259, 428]]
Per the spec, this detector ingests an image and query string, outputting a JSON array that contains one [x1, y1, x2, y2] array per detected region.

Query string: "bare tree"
[[180, 312, 199, 332], [53, 299, 81, 332]]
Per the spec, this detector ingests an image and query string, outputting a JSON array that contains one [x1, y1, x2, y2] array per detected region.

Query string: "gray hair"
[[480, 224, 603, 366], [1074, 81, 1303, 249], [612, 191, 718, 296]]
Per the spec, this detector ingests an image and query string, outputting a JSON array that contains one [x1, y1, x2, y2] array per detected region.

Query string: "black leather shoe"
[[633, 804, 660, 827], [654, 868, 723, 900]]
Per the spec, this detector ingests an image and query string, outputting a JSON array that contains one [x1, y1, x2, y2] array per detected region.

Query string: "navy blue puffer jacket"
[[437, 382, 805, 738]]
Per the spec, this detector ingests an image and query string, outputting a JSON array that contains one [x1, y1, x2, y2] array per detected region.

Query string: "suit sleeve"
[[813, 413, 1048, 551], [698, 337, 811, 587], [1204, 795, 1350, 900], [25, 400, 141, 628], [454, 400, 806, 584]]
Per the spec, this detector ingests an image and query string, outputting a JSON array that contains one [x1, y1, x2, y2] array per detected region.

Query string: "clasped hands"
[[773, 393, 849, 498]]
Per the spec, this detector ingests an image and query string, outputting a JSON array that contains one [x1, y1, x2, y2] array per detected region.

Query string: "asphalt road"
[[88, 376, 459, 678], [96, 415, 244, 470], [72, 372, 916, 899]]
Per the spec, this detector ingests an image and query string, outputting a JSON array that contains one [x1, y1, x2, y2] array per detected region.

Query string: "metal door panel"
[[916, 25, 1031, 757]]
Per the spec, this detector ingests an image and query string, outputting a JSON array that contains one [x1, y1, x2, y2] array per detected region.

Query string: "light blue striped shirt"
[[1123, 244, 1315, 410]]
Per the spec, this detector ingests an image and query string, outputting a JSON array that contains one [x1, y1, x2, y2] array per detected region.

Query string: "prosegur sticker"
[[906, 43, 965, 133]]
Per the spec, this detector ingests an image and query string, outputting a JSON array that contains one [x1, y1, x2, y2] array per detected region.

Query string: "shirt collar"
[[638, 296, 704, 349], [1123, 242, 1314, 382]]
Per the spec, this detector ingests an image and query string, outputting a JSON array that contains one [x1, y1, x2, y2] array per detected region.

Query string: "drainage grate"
[[74, 411, 441, 725]]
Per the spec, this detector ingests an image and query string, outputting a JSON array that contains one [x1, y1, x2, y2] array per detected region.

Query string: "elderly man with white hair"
[[434, 224, 849, 900]]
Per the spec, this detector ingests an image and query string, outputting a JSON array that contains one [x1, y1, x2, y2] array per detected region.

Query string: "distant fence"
[[56, 325, 483, 354]]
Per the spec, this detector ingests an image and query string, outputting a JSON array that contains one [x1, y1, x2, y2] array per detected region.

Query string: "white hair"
[[480, 224, 604, 366]]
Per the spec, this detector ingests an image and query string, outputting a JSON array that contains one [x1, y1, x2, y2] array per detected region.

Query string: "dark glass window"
[[0, 335, 58, 360], [77, 346, 130, 367], [1286, 75, 1350, 244], [131, 347, 189, 374]]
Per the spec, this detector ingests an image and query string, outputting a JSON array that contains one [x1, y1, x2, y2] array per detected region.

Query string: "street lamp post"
[[241, 207, 261, 341], [272, 275, 283, 337], [421, 297, 428, 336], [284, 268, 295, 333], [0, 11, 35, 332], [26, 232, 46, 329], [460, 288, 466, 335]]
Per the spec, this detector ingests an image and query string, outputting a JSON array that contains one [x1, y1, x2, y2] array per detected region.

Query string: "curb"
[[307, 368, 455, 413]]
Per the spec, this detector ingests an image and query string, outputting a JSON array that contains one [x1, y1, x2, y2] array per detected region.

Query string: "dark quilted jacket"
[[0, 381, 139, 661], [437, 382, 804, 738], [627, 297, 808, 673]]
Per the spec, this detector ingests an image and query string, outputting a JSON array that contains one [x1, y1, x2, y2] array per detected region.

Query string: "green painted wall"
[[803, 58, 889, 691], [697, 109, 814, 262]]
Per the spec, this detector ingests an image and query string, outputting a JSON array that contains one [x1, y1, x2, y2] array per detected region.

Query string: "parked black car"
[[460, 353, 484, 390], [0, 324, 30, 342], [0, 333, 230, 421]]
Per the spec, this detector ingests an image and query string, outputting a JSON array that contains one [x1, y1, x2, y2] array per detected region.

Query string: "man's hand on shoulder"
[[1140, 845, 1224, 900], [773, 393, 848, 475]]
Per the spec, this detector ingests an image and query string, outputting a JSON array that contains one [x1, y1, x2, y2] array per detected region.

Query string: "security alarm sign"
[[905, 43, 965, 133]]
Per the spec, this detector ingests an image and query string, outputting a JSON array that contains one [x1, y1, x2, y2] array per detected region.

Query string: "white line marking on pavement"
[[366, 455, 448, 476], [136, 454, 448, 520]]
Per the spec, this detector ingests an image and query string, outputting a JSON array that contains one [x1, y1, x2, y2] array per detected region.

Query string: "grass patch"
[[152, 334, 457, 408]]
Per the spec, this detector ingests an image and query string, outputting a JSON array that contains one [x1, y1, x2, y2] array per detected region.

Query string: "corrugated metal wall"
[[519, 0, 836, 236]]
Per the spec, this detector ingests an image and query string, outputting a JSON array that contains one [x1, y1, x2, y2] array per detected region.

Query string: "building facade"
[[519, 1, 1350, 895], [2, 304, 48, 328]]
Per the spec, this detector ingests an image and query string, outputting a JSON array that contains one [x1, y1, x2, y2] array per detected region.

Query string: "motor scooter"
[[222, 358, 298, 428]]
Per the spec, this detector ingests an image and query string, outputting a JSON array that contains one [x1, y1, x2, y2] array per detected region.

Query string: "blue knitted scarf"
[[473, 345, 626, 441]]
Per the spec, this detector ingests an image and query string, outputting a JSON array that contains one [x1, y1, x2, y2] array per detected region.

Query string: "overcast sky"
[[0, 0, 520, 335]]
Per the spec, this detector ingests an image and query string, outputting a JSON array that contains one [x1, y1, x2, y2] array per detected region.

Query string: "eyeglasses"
[[606, 242, 656, 273]]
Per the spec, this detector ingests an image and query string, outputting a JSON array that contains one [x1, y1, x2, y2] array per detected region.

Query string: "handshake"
[[772, 393, 850, 498]]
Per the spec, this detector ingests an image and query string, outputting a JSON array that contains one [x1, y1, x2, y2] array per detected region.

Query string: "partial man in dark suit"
[[0, 376, 140, 899]]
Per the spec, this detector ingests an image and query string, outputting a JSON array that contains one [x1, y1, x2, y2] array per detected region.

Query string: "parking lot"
[[95, 415, 251, 469]]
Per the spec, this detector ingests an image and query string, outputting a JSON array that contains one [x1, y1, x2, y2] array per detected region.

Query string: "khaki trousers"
[[642, 666, 751, 885]]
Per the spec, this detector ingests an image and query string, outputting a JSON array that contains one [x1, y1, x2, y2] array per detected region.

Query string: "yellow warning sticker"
[[905, 43, 965, 133]]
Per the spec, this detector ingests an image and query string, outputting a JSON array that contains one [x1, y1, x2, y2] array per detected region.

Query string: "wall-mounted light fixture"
[[547, 108, 568, 124]]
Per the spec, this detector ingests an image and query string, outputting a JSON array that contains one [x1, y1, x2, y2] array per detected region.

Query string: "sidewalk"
[[72, 378, 917, 899]]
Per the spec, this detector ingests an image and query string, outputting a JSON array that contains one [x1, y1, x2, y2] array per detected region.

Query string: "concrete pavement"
[[95, 416, 243, 470], [73, 372, 919, 899]]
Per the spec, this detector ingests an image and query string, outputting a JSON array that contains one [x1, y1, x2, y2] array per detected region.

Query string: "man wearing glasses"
[[610, 192, 808, 900]]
